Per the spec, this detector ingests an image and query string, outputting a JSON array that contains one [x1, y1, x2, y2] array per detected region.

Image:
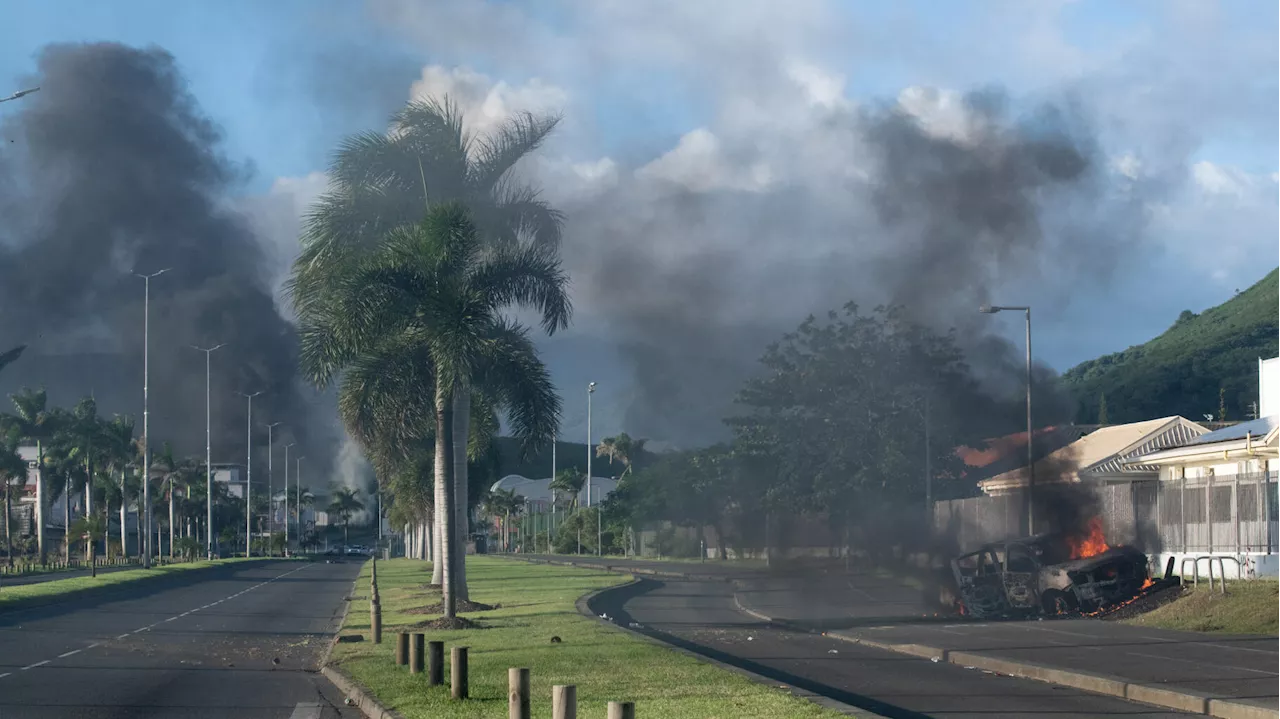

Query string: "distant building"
[[488, 474, 619, 511], [212, 464, 246, 499]]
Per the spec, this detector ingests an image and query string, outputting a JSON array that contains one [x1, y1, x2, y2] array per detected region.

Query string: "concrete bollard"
[[427, 641, 444, 686], [552, 684, 577, 719], [608, 701, 636, 719], [409, 633, 425, 674], [451, 646, 469, 699], [370, 599, 382, 644], [395, 632, 409, 666], [508, 667, 531, 719]]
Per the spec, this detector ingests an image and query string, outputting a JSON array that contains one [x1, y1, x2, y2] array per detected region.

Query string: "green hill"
[[1062, 268, 1279, 424]]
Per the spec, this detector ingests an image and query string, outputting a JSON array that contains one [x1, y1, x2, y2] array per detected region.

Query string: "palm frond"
[[469, 242, 571, 335], [472, 318, 560, 457], [469, 110, 562, 193]]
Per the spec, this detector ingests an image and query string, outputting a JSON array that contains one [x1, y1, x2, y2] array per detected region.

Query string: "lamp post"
[[0, 86, 40, 104], [238, 391, 261, 557], [264, 422, 281, 537], [134, 267, 170, 568], [295, 456, 305, 549], [586, 383, 596, 509], [191, 343, 225, 559], [283, 443, 295, 551], [979, 304, 1034, 535]]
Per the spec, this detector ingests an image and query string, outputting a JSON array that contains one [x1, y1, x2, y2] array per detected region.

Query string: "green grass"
[[332, 556, 862, 718], [0, 557, 275, 610], [1125, 580, 1279, 635]]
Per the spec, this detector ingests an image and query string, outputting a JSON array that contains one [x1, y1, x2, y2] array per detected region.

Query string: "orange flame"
[[1067, 517, 1110, 559], [1140, 577, 1155, 590]]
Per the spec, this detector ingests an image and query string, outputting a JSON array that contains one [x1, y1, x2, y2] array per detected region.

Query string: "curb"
[[319, 558, 405, 719], [575, 576, 888, 719]]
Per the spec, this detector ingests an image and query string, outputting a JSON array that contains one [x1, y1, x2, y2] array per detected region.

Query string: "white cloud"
[[408, 65, 569, 138], [635, 128, 773, 194], [1191, 160, 1253, 198]]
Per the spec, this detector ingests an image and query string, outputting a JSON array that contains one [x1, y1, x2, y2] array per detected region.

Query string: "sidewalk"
[[734, 574, 1278, 719]]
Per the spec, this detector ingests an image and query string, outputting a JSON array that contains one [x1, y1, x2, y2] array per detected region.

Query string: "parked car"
[[950, 534, 1150, 618]]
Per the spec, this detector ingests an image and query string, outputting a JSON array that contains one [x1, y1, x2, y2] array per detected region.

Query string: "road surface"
[[0, 559, 363, 719], [528, 555, 1197, 718]]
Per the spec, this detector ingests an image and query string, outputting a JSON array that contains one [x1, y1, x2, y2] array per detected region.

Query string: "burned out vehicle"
[[950, 534, 1150, 618]]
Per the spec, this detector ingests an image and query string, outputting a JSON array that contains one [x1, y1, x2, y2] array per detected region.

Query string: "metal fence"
[[934, 472, 1279, 557]]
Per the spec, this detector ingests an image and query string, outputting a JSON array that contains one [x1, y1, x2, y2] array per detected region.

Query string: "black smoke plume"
[[565, 88, 1137, 448], [0, 43, 335, 474]]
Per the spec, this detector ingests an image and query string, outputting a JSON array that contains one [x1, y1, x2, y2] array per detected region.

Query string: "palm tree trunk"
[[452, 387, 470, 600], [431, 502, 443, 584], [435, 380, 456, 619], [4, 487, 12, 567], [120, 468, 128, 561], [168, 484, 175, 559], [35, 441, 45, 565], [63, 476, 70, 563]]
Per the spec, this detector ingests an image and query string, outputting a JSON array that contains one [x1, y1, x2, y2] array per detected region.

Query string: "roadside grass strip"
[[0, 557, 281, 610], [1124, 579, 1279, 635], [331, 556, 856, 718]]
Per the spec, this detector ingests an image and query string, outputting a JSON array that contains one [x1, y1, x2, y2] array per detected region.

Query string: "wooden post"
[[409, 633, 424, 674], [395, 632, 409, 666], [552, 684, 576, 719], [427, 640, 444, 686], [370, 599, 382, 644], [509, 667, 531, 719], [450, 646, 469, 699], [608, 701, 635, 719]]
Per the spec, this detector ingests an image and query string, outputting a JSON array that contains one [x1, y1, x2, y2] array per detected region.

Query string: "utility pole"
[[191, 343, 225, 559], [979, 304, 1034, 535], [265, 422, 281, 538], [134, 268, 171, 568], [239, 391, 261, 557], [586, 383, 596, 509], [283, 443, 295, 552], [295, 456, 305, 551]]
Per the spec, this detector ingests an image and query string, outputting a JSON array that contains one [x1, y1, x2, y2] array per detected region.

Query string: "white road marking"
[[0, 562, 313, 681], [1123, 650, 1279, 676], [288, 702, 324, 719]]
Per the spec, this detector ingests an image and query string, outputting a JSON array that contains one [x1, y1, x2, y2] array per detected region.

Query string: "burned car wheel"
[[1041, 589, 1077, 615]]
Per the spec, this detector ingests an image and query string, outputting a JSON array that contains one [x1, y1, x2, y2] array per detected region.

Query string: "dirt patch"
[[416, 616, 483, 631], [405, 599, 498, 615]]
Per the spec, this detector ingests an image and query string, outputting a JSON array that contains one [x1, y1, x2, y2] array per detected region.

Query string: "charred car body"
[[950, 534, 1149, 618]]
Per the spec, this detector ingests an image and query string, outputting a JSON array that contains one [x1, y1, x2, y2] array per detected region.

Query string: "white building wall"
[[1260, 357, 1280, 418]]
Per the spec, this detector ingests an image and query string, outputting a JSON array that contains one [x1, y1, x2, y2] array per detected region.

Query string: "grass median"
[[1124, 579, 1278, 635], [331, 556, 855, 718], [0, 557, 281, 611]]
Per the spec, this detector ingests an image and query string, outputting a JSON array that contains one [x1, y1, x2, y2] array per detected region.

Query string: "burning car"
[[949, 519, 1151, 618]]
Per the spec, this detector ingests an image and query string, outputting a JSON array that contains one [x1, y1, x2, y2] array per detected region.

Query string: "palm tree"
[[296, 204, 566, 618], [290, 96, 565, 583], [150, 442, 178, 559], [100, 415, 138, 560], [326, 487, 364, 546], [0, 426, 28, 567], [68, 514, 107, 576], [596, 433, 647, 477], [51, 397, 108, 556], [2, 388, 58, 564], [550, 468, 586, 510]]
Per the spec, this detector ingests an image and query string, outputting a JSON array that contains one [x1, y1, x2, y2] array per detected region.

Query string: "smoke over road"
[[0, 43, 337, 477], [561, 87, 1144, 446]]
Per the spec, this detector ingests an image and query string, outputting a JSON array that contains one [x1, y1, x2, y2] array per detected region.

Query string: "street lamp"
[[586, 382, 596, 509], [190, 342, 225, 559], [283, 442, 295, 551], [295, 456, 305, 549], [264, 422, 281, 536], [979, 304, 1034, 534], [238, 391, 261, 557], [134, 267, 171, 568], [0, 87, 40, 104]]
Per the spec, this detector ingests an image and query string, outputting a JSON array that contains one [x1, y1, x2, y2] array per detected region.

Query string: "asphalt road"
[[592, 575, 1195, 718], [0, 559, 364, 719]]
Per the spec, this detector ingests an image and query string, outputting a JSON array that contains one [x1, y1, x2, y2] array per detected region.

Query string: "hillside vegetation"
[[1062, 268, 1279, 424]]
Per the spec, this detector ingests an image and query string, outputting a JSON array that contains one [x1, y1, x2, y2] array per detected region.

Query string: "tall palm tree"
[[100, 415, 138, 559], [290, 96, 565, 581], [51, 398, 108, 554], [326, 486, 364, 546], [151, 442, 178, 558], [296, 204, 565, 617], [550, 468, 586, 510], [0, 426, 28, 567], [2, 388, 58, 564], [596, 433, 647, 477]]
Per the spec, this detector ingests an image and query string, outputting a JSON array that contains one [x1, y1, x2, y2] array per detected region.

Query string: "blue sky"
[[2, 0, 1276, 429]]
